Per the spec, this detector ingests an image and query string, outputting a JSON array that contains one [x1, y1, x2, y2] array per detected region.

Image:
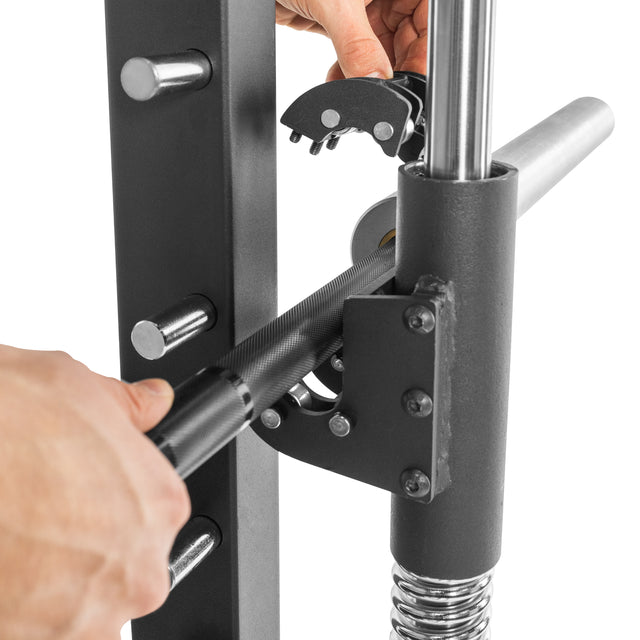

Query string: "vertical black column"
[[104, 0, 279, 637], [391, 162, 518, 579]]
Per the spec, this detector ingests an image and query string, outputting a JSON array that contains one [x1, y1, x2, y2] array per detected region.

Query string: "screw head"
[[404, 305, 435, 335], [401, 469, 431, 499], [331, 354, 345, 373], [260, 408, 282, 430], [402, 389, 433, 418], [373, 121, 394, 141], [321, 109, 341, 129], [329, 412, 352, 438]]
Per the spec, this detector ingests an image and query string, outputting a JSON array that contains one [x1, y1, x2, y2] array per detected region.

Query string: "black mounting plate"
[[253, 294, 448, 503]]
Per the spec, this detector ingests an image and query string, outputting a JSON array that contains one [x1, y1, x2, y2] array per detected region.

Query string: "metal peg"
[[169, 516, 222, 590], [131, 295, 216, 361], [120, 50, 212, 102]]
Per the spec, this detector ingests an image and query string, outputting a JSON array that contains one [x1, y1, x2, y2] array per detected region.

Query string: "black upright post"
[[104, 0, 279, 638], [392, 162, 518, 579]]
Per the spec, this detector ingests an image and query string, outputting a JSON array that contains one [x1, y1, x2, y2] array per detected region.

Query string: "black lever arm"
[[281, 73, 426, 161], [147, 242, 396, 479]]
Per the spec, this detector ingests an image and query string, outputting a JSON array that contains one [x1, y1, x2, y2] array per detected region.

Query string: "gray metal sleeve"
[[148, 242, 396, 479]]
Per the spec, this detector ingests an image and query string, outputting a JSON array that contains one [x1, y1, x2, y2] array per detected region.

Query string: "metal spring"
[[390, 563, 493, 640]]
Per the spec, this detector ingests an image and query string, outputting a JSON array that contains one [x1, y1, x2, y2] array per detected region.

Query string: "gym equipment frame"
[[104, 0, 614, 638]]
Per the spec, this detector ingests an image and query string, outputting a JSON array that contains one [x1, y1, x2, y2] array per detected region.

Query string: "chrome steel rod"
[[426, 0, 496, 180], [169, 517, 221, 590], [494, 97, 615, 217]]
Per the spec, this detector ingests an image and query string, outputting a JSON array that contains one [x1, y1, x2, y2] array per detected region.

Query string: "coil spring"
[[390, 563, 493, 640]]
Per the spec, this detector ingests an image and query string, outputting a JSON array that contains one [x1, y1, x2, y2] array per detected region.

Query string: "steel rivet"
[[328, 413, 352, 438], [401, 469, 431, 498], [404, 305, 435, 335], [402, 389, 433, 418], [321, 109, 341, 129], [260, 408, 282, 430], [373, 121, 394, 141]]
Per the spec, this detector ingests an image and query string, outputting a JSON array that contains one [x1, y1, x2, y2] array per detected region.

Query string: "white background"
[[1, 1, 639, 638]]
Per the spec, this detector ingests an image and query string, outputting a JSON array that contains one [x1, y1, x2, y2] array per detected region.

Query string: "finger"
[[395, 3, 428, 73], [397, 33, 428, 74], [276, 7, 327, 36], [317, 0, 393, 79], [326, 60, 346, 82], [393, 15, 418, 71], [119, 379, 175, 433], [366, 5, 398, 68]]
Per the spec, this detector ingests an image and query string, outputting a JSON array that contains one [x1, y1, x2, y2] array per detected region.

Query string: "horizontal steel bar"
[[363, 97, 614, 220], [494, 97, 614, 217]]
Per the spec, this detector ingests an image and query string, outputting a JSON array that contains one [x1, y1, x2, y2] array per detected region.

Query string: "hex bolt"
[[404, 305, 436, 335], [331, 354, 345, 373], [321, 109, 341, 129], [260, 408, 282, 430], [328, 413, 352, 438], [401, 469, 431, 499], [373, 121, 394, 141], [402, 389, 433, 418]]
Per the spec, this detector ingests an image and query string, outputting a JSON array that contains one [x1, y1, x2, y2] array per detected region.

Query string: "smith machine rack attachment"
[[105, 0, 614, 638]]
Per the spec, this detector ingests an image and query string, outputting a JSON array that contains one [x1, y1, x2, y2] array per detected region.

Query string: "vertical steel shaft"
[[426, 0, 496, 180]]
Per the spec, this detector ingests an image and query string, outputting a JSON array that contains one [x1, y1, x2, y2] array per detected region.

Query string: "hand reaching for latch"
[[0, 346, 190, 640], [276, 0, 428, 80]]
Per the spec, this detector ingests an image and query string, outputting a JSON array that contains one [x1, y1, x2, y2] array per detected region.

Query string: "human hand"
[[276, 0, 428, 80], [0, 346, 190, 640]]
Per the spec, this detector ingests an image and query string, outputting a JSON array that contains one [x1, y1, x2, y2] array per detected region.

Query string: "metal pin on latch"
[[120, 50, 212, 102]]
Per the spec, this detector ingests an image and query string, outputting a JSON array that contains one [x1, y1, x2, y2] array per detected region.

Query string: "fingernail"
[[133, 379, 174, 397], [365, 71, 388, 79]]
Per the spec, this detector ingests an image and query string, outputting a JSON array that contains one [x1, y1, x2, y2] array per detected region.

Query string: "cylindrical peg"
[[131, 295, 216, 361], [120, 50, 212, 102]]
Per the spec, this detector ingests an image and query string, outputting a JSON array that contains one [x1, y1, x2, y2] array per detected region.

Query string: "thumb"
[[122, 378, 175, 433], [318, 1, 392, 79]]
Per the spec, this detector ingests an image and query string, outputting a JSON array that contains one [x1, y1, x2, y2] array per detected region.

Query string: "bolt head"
[[321, 109, 341, 129], [329, 412, 352, 438], [331, 354, 345, 373], [260, 408, 282, 430], [373, 121, 394, 142], [404, 305, 435, 335], [402, 389, 433, 418], [401, 469, 431, 499]]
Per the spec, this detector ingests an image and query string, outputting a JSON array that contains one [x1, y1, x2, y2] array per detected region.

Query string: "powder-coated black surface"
[[392, 162, 518, 580], [104, 0, 279, 637]]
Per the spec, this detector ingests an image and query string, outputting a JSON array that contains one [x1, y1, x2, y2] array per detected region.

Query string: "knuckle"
[[43, 350, 85, 380], [128, 562, 170, 616], [162, 477, 191, 528], [341, 36, 381, 68]]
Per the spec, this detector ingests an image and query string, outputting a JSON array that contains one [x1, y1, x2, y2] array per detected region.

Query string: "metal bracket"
[[253, 289, 452, 503], [281, 72, 426, 161]]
